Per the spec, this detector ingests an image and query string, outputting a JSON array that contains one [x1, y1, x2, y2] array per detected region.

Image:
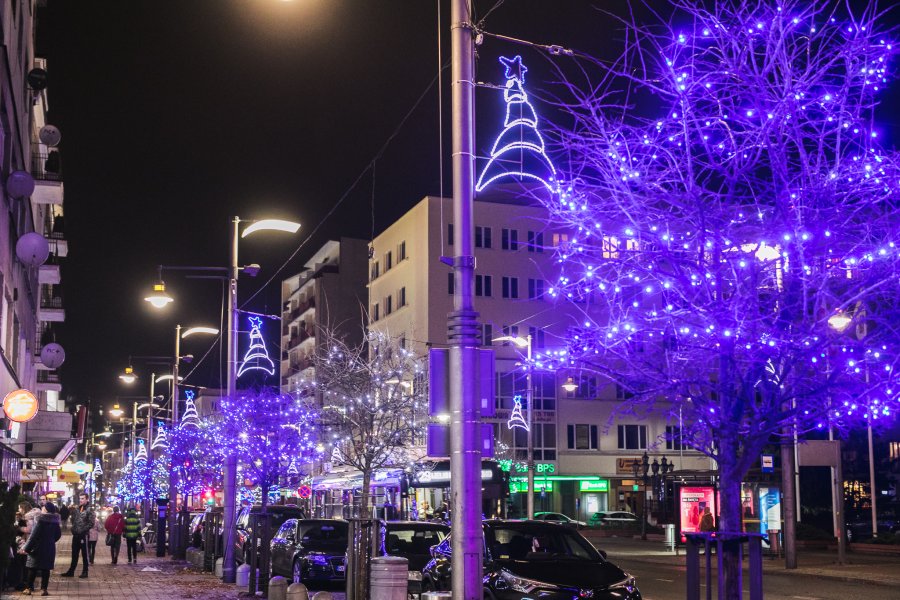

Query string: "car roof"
[[484, 519, 576, 531], [385, 521, 450, 532]]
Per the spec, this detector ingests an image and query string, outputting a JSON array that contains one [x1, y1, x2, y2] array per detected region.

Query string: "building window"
[[447, 223, 454, 245], [398, 241, 407, 261], [385, 295, 393, 315], [567, 424, 599, 450], [385, 251, 393, 271], [528, 278, 544, 300], [501, 228, 518, 250], [666, 425, 683, 450], [399, 335, 407, 349], [552, 233, 570, 247], [480, 323, 493, 346], [527, 231, 544, 253], [475, 274, 492, 297], [371, 261, 380, 281], [501, 276, 519, 299], [475, 226, 492, 249], [564, 375, 598, 399], [501, 325, 519, 345], [448, 272, 455, 295], [398, 287, 407, 308], [528, 327, 545, 349], [603, 235, 619, 259], [372, 303, 379, 322], [617, 424, 648, 450]]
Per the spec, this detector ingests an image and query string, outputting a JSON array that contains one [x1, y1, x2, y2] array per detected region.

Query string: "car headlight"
[[499, 569, 558, 593], [607, 576, 637, 593], [309, 555, 329, 566]]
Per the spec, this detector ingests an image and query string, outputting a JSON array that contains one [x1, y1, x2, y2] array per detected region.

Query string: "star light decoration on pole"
[[238, 316, 275, 378]]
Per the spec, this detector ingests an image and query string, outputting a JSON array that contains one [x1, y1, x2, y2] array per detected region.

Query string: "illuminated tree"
[[524, 2, 900, 596], [169, 419, 223, 500], [302, 328, 427, 513]]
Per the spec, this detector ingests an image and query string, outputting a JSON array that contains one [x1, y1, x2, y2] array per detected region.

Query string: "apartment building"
[[0, 1, 73, 488], [280, 238, 369, 394], [367, 193, 708, 521]]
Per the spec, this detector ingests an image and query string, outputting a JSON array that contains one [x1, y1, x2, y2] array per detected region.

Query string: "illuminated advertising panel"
[[679, 485, 717, 534]]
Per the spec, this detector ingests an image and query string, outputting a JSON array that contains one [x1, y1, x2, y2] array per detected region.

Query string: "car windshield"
[[490, 526, 600, 562], [298, 522, 349, 544], [385, 527, 447, 554]]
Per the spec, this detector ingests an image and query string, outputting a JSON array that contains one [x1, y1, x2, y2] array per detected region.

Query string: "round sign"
[[297, 485, 312, 499], [73, 461, 90, 475], [2, 389, 38, 423]]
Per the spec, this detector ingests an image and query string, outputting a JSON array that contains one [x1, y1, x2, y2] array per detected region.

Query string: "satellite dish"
[[15, 233, 50, 266], [6, 171, 35, 198], [40, 343, 66, 369], [27, 68, 48, 91], [39, 125, 62, 147]]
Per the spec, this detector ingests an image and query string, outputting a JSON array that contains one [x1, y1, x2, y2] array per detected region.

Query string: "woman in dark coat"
[[21, 501, 62, 596]]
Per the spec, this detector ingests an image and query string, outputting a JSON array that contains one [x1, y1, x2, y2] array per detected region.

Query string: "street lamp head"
[[241, 219, 301, 239], [154, 374, 184, 384], [561, 377, 578, 393], [109, 404, 124, 419], [96, 440, 107, 450], [144, 282, 174, 309], [98, 427, 113, 438], [182, 326, 219, 339], [492, 335, 529, 348], [119, 366, 137, 384], [828, 310, 852, 333]]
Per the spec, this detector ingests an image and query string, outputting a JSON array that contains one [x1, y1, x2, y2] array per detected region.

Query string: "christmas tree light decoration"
[[181, 389, 201, 429], [506, 395, 529, 431], [238, 316, 275, 378], [135, 439, 148, 464], [92, 459, 103, 478], [476, 55, 559, 195], [330, 445, 344, 466], [151, 421, 169, 451], [287, 457, 299, 476]]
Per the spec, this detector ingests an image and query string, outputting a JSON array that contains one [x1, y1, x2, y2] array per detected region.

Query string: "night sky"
[[33, 1, 900, 434]]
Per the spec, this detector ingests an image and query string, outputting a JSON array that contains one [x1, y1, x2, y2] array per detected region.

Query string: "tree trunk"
[[718, 459, 743, 600], [360, 471, 371, 519]]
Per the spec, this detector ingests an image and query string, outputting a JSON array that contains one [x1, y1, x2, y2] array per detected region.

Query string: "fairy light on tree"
[[299, 328, 428, 515], [512, 2, 900, 596]]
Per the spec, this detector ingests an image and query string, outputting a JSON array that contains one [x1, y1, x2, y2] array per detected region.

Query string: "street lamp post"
[[494, 335, 534, 519]]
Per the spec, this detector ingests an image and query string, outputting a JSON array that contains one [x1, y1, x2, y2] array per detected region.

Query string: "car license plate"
[[337, 565, 345, 572]]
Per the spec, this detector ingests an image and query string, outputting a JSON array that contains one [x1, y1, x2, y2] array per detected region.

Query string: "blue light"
[[238, 316, 276, 378]]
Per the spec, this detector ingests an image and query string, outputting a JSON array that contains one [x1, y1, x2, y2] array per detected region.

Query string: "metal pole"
[[449, 2, 481, 598], [168, 326, 181, 555], [525, 335, 534, 520], [781, 434, 797, 569], [867, 424, 878, 538], [222, 216, 240, 584], [834, 439, 846, 564], [132, 402, 137, 459]]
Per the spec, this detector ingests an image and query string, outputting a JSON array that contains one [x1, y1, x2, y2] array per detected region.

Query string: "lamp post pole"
[[168, 326, 181, 556], [448, 1, 482, 598], [525, 334, 534, 520], [222, 216, 240, 584]]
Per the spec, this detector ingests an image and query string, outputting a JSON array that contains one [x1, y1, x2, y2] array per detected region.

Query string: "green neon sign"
[[510, 480, 554, 493], [578, 480, 609, 492]]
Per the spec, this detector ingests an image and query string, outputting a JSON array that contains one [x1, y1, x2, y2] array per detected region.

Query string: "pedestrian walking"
[[20, 501, 62, 596], [87, 508, 103, 564], [104, 507, 125, 564], [58, 505, 69, 532], [123, 507, 141, 564], [60, 493, 94, 578]]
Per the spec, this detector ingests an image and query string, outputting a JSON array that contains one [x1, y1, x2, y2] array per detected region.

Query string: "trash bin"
[[664, 523, 676, 552], [767, 529, 780, 556], [370, 556, 408, 600]]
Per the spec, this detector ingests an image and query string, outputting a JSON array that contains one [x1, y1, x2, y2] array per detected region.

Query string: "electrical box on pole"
[[428, 347, 495, 458]]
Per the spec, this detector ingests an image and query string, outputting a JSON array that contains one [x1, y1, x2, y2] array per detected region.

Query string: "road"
[[617, 558, 897, 600]]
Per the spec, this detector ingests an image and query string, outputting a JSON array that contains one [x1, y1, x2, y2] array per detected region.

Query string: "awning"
[[52, 439, 76, 464]]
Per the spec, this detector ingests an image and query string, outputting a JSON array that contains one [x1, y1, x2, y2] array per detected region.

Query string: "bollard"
[[421, 593, 451, 600], [370, 556, 409, 600], [269, 576, 288, 600], [311, 592, 333, 600], [215, 557, 224, 578], [236, 563, 251, 592], [286, 582, 309, 600]]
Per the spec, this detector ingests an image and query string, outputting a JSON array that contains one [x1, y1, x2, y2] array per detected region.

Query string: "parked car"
[[270, 519, 349, 585], [588, 511, 639, 528], [377, 521, 450, 572], [235, 504, 307, 566], [845, 511, 900, 542], [422, 520, 641, 599], [533, 512, 587, 529], [189, 508, 218, 549]]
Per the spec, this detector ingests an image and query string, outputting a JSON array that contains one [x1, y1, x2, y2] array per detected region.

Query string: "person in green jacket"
[[123, 507, 141, 564]]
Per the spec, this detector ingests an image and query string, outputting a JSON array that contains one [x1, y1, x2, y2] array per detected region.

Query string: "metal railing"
[[31, 146, 62, 181]]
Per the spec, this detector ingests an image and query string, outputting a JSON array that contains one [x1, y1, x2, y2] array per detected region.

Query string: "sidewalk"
[[6, 535, 242, 600], [592, 535, 900, 587]]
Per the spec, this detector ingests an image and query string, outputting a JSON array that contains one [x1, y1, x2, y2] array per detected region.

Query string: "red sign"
[[679, 486, 717, 535], [297, 485, 312, 499], [2, 389, 39, 423]]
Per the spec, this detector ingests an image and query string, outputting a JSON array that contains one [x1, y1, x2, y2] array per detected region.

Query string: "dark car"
[[845, 510, 900, 542], [377, 521, 450, 597], [235, 504, 307, 566], [189, 508, 220, 549], [533, 512, 587, 529], [422, 520, 641, 600], [270, 519, 349, 585]]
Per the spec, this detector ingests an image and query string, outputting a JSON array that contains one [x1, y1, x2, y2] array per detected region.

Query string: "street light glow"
[[562, 377, 579, 393], [119, 366, 137, 384], [182, 326, 219, 338], [144, 282, 174, 309], [492, 335, 529, 348], [241, 219, 301, 239], [828, 311, 853, 333], [109, 404, 124, 419], [154, 374, 184, 384]]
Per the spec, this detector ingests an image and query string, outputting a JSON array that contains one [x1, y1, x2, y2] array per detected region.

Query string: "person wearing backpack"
[[123, 507, 141, 564]]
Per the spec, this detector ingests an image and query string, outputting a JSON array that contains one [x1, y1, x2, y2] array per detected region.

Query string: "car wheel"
[[292, 559, 304, 584], [422, 578, 434, 592]]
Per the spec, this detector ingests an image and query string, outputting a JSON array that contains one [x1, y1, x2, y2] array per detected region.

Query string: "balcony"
[[38, 290, 64, 322], [43, 217, 67, 258], [39, 254, 60, 285], [31, 146, 64, 205], [36, 370, 62, 392]]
